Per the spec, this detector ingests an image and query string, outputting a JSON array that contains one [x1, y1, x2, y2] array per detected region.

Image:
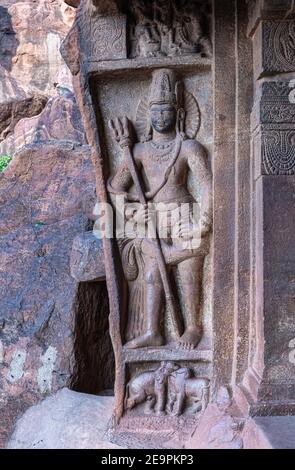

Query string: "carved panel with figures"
[[124, 0, 212, 59], [125, 361, 210, 416]]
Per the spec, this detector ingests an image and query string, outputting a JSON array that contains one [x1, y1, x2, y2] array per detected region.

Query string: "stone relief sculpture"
[[62, 0, 213, 426], [125, 361, 210, 416], [125, 361, 179, 415], [167, 366, 210, 416], [254, 82, 295, 176], [108, 68, 212, 351], [262, 130, 295, 175], [127, 0, 212, 58], [266, 20, 295, 71]]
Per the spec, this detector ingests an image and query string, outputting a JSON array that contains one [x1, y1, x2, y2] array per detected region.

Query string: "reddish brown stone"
[[70, 232, 105, 282], [0, 142, 96, 446], [0, 87, 87, 155], [0, 92, 47, 143]]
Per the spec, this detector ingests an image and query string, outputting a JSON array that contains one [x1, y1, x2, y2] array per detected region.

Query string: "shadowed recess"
[[70, 281, 115, 395]]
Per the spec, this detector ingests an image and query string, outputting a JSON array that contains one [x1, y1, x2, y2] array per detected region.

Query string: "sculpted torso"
[[108, 68, 212, 351], [111, 139, 210, 208], [131, 139, 205, 204]]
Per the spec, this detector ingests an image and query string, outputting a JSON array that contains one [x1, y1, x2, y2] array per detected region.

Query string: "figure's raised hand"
[[108, 116, 132, 149]]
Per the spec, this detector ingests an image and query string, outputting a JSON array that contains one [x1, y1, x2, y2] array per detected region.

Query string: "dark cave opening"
[[70, 281, 115, 395]]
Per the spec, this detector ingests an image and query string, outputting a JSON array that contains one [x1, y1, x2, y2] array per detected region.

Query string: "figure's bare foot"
[[125, 332, 164, 349], [177, 328, 201, 350]]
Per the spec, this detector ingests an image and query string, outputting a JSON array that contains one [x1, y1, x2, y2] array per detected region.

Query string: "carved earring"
[[177, 108, 186, 140]]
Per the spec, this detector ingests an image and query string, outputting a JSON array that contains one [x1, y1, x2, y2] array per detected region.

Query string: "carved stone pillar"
[[246, 0, 295, 415]]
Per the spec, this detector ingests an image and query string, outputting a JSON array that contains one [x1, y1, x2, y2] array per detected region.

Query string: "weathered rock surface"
[[0, 1, 75, 146], [0, 0, 118, 452], [70, 231, 105, 282], [0, 141, 96, 447], [185, 393, 244, 449], [0, 86, 87, 155], [0, 65, 48, 142], [0, 1, 74, 95], [6, 388, 122, 449]]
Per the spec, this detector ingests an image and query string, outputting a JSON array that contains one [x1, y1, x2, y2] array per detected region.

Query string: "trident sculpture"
[[108, 68, 212, 350]]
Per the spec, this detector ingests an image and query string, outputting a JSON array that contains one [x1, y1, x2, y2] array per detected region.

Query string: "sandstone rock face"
[[185, 403, 244, 449], [0, 0, 74, 95], [0, 142, 96, 447], [70, 232, 105, 283], [0, 86, 87, 155], [0, 0, 75, 147], [0, 89, 47, 143], [6, 388, 122, 449], [0, 0, 114, 449]]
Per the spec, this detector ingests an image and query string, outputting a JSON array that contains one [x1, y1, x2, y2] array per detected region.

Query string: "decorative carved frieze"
[[62, 0, 212, 65], [248, 0, 295, 76], [262, 128, 295, 175], [252, 20, 295, 77], [90, 14, 127, 61], [253, 125, 295, 177], [252, 81, 295, 130], [252, 81, 295, 176], [255, 20, 295, 75]]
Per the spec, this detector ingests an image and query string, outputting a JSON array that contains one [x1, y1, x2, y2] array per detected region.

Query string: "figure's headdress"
[[135, 68, 201, 142], [149, 69, 177, 107]]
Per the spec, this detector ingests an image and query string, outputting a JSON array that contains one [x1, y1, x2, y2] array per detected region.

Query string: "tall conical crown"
[[149, 69, 177, 107]]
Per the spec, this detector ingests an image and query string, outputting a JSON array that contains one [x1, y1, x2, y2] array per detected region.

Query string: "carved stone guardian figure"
[[62, 0, 214, 428], [108, 68, 212, 351]]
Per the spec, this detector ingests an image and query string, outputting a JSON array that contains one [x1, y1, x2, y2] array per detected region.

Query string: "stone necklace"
[[145, 137, 183, 200], [150, 139, 176, 162]]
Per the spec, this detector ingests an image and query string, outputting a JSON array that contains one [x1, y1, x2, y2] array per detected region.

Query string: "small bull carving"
[[125, 361, 179, 415], [125, 361, 210, 416], [167, 367, 210, 416]]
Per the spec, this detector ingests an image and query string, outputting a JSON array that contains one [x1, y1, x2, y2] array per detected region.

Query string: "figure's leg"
[[176, 255, 204, 350], [126, 391, 145, 410], [144, 395, 156, 415], [167, 393, 177, 415], [155, 384, 166, 415], [125, 253, 165, 349], [174, 391, 185, 416]]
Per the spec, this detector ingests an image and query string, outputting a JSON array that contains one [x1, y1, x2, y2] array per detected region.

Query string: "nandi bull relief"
[[62, 0, 213, 431]]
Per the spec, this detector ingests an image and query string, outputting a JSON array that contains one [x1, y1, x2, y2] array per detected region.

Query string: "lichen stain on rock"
[[6, 350, 26, 383], [37, 346, 57, 394]]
